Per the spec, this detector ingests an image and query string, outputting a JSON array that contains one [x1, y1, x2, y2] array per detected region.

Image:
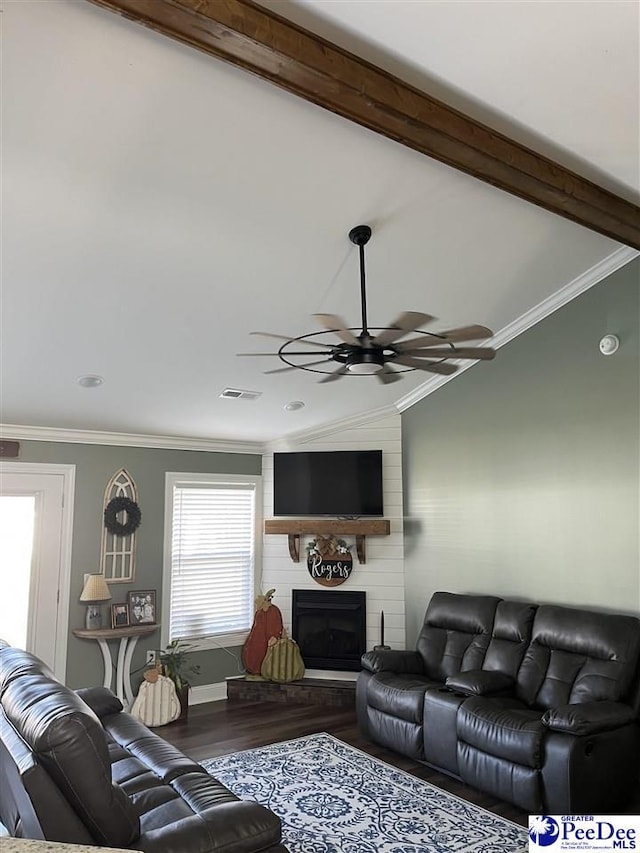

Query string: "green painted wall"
[[17, 441, 260, 688], [402, 259, 640, 645]]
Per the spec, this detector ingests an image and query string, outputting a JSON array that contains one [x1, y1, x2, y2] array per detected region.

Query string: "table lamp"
[[80, 573, 112, 629]]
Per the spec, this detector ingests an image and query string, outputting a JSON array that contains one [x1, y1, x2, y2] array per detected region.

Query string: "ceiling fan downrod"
[[349, 225, 372, 339]]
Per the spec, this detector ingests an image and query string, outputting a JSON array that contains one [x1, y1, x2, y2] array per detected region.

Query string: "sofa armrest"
[[75, 686, 123, 719], [542, 701, 635, 736], [445, 670, 515, 697], [139, 799, 282, 853], [361, 649, 424, 675]]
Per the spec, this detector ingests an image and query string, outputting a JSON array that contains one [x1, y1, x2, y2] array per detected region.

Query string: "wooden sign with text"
[[306, 536, 353, 587]]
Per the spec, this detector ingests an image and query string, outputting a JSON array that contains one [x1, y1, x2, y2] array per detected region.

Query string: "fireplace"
[[291, 589, 366, 671]]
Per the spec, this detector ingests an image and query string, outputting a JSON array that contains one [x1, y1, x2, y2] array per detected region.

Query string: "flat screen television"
[[273, 450, 383, 517]]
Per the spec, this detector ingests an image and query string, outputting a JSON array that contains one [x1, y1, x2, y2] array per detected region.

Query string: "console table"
[[72, 624, 159, 707]]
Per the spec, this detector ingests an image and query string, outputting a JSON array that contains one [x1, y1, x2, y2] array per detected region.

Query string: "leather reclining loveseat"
[[0, 642, 287, 852], [357, 592, 640, 814]]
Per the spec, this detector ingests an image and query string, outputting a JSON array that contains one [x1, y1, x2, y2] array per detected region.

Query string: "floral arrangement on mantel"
[[306, 536, 351, 559]]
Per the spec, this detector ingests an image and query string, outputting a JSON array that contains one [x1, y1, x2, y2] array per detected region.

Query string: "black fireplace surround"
[[292, 589, 366, 671]]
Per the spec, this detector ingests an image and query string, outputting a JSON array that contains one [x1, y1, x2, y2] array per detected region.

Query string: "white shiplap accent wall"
[[261, 413, 405, 654]]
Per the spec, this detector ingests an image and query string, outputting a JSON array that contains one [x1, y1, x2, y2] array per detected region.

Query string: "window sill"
[[186, 631, 249, 651]]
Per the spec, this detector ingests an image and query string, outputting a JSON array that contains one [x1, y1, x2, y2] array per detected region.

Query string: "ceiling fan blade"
[[237, 351, 332, 356], [318, 366, 349, 383], [372, 312, 436, 347], [312, 314, 361, 346], [395, 325, 493, 351], [250, 332, 333, 349], [263, 358, 334, 375], [435, 324, 494, 342], [400, 346, 496, 360], [376, 367, 403, 384], [394, 355, 459, 375]]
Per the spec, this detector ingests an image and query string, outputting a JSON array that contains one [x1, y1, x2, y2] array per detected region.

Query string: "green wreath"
[[104, 496, 142, 537]]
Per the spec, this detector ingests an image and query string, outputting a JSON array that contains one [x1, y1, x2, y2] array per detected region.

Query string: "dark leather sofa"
[[0, 643, 287, 851], [357, 592, 640, 814]]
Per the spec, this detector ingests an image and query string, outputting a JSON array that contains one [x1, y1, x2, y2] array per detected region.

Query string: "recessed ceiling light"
[[284, 401, 305, 411], [77, 374, 104, 388]]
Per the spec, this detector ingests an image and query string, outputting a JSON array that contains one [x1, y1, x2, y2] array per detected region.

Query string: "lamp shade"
[[80, 574, 112, 602]]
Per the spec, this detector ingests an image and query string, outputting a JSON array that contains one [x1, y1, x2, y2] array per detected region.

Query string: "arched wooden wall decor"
[[100, 468, 140, 583]]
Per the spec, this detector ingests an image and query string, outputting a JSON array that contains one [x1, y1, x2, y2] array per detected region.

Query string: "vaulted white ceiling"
[[2, 0, 638, 446]]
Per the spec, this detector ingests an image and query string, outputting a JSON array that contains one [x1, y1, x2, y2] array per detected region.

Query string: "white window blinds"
[[168, 478, 257, 643]]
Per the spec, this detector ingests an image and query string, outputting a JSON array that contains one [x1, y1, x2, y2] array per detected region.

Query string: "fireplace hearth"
[[292, 589, 366, 671]]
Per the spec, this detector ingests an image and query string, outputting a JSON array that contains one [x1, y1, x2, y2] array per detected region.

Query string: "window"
[[163, 473, 261, 649]]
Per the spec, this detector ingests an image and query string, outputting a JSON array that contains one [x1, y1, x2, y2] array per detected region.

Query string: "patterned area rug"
[[202, 733, 528, 853]]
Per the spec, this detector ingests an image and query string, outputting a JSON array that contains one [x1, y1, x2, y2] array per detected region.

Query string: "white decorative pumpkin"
[[130, 672, 180, 727]]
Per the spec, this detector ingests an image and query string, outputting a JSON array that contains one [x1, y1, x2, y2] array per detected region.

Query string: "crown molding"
[[0, 423, 263, 455], [395, 245, 639, 414]]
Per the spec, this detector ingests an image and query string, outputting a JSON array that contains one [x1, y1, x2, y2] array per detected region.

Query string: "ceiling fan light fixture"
[[346, 351, 384, 374]]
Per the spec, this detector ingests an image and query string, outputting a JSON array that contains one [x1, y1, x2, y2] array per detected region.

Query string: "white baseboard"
[[189, 682, 227, 704], [305, 669, 358, 681]]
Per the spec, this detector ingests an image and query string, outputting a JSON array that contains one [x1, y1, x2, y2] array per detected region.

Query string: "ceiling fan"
[[238, 225, 495, 384]]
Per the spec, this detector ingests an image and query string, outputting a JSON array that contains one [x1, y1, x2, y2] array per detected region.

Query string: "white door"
[[0, 462, 75, 680]]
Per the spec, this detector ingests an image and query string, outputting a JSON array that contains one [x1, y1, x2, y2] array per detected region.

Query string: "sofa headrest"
[[75, 687, 123, 720], [481, 600, 538, 678], [416, 593, 501, 682], [425, 592, 501, 635], [0, 647, 55, 698], [516, 605, 640, 709], [532, 605, 640, 664], [492, 600, 537, 643], [2, 674, 100, 746]]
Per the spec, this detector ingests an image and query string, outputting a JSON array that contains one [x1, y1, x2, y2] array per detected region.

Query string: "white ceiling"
[[2, 0, 638, 446]]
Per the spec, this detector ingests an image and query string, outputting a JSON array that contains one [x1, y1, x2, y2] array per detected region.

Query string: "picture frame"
[[127, 589, 157, 625], [111, 602, 130, 629]]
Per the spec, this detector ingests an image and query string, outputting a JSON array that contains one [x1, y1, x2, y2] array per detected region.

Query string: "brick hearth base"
[[226, 676, 355, 707]]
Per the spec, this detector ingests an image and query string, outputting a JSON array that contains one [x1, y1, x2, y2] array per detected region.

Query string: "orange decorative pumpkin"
[[241, 588, 284, 674]]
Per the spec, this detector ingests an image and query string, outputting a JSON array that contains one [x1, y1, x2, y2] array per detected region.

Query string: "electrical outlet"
[[145, 650, 156, 665]]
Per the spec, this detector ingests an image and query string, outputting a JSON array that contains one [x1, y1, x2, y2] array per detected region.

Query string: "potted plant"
[[158, 639, 200, 721]]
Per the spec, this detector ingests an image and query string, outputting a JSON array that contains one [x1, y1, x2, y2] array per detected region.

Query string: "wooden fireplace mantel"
[[264, 518, 391, 564]]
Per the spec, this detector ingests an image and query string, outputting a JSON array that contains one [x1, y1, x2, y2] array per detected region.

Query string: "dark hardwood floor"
[[161, 699, 640, 825], [159, 699, 498, 826]]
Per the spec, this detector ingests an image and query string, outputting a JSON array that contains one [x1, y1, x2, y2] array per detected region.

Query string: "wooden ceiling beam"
[[87, 0, 640, 249]]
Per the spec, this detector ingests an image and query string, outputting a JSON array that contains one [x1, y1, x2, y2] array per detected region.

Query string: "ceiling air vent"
[[220, 388, 262, 400]]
